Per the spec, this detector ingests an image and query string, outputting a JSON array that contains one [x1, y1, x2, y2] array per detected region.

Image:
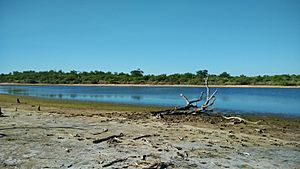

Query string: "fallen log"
[[151, 78, 261, 125], [152, 77, 217, 116]]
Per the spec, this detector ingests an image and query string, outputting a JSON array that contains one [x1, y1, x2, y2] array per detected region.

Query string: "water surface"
[[0, 85, 299, 117]]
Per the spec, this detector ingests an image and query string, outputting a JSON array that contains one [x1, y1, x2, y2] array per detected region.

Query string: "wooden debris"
[[133, 134, 159, 140], [17, 98, 20, 103], [93, 133, 124, 144], [102, 158, 127, 168], [222, 116, 261, 124], [38, 105, 41, 111], [151, 77, 217, 116], [151, 78, 261, 125]]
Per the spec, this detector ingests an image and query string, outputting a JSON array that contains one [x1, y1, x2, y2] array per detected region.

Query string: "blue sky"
[[0, 0, 299, 76]]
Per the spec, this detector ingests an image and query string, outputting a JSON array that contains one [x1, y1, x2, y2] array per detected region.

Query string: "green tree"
[[130, 69, 144, 77], [219, 72, 231, 78], [196, 70, 208, 77]]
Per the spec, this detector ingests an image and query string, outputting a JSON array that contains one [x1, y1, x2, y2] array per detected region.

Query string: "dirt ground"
[[0, 104, 299, 169]]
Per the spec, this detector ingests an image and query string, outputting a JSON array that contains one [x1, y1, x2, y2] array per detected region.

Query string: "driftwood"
[[102, 158, 127, 168], [0, 107, 2, 117], [133, 134, 159, 140], [222, 116, 261, 124], [151, 77, 217, 116], [93, 133, 124, 144], [17, 98, 20, 103], [151, 78, 261, 124]]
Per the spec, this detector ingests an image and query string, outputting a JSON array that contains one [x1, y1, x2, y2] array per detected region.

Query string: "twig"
[[180, 94, 189, 106], [133, 134, 159, 140], [102, 158, 127, 167], [93, 133, 124, 144]]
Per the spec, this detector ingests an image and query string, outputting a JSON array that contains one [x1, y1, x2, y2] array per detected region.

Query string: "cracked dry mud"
[[0, 109, 299, 169]]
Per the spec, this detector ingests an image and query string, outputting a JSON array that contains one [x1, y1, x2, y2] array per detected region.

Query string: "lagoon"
[[0, 85, 299, 117]]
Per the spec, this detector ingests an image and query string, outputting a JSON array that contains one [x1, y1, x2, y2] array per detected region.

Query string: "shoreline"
[[0, 95, 299, 168], [1, 82, 300, 88], [0, 93, 299, 119]]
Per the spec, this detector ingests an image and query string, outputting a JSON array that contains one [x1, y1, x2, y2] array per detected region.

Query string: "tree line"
[[0, 69, 299, 86]]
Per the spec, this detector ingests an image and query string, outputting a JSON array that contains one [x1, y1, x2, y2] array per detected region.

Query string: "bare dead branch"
[[151, 78, 217, 116], [133, 134, 159, 140], [180, 94, 189, 106]]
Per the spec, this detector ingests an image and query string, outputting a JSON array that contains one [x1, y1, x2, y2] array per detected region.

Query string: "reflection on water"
[[131, 95, 143, 100], [5, 88, 28, 95], [219, 95, 229, 101], [0, 85, 299, 117]]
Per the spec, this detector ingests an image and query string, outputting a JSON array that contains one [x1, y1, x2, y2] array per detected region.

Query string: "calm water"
[[0, 85, 299, 117]]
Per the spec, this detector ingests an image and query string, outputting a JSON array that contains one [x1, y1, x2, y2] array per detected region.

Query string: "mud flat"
[[0, 99, 299, 168]]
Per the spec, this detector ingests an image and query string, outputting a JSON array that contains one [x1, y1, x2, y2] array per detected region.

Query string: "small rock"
[[141, 155, 146, 160], [175, 146, 182, 150], [189, 164, 197, 167], [228, 134, 237, 139], [241, 143, 248, 147], [74, 134, 80, 137], [177, 152, 185, 158], [255, 128, 265, 134], [0, 133, 7, 138]]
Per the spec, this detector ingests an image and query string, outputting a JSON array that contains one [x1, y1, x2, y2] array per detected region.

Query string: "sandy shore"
[[0, 100, 299, 168], [1, 83, 300, 88]]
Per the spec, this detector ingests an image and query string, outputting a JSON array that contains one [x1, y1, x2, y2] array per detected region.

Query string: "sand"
[[0, 106, 299, 169]]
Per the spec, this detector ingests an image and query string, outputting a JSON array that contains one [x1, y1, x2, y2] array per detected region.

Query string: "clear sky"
[[0, 0, 299, 76]]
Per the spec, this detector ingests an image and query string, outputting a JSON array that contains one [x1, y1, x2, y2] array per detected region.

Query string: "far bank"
[[1, 83, 300, 88]]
